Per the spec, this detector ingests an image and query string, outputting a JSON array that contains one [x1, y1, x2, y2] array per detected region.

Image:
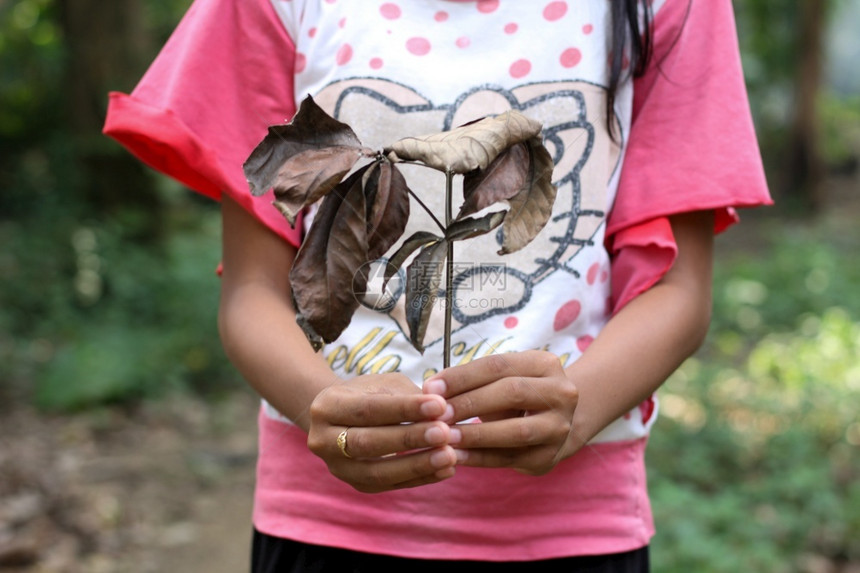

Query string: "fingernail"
[[424, 378, 447, 396], [448, 427, 462, 445], [440, 404, 454, 423], [419, 398, 444, 418], [425, 425, 445, 445], [454, 449, 469, 463], [434, 467, 456, 480], [430, 449, 453, 469]]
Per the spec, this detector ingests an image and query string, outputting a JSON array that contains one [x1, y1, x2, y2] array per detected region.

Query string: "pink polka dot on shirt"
[[380, 3, 401, 19], [587, 262, 600, 285], [336, 43, 353, 65], [509, 59, 531, 79], [560, 47, 582, 68], [477, 0, 499, 14], [553, 300, 581, 331], [543, 1, 568, 21], [576, 335, 594, 353], [406, 37, 431, 56], [504, 22, 518, 34]]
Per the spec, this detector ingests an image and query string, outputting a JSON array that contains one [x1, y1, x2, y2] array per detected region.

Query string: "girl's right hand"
[[306, 373, 461, 493]]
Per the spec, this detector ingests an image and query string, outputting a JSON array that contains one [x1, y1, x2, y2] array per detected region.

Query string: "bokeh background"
[[1, 1, 859, 571]]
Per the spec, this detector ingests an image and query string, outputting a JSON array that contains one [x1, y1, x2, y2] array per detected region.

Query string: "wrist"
[[563, 363, 618, 449]]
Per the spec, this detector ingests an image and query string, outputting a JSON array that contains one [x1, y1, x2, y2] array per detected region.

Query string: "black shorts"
[[251, 529, 649, 573]]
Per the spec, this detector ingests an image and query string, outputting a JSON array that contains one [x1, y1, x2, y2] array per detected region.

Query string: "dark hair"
[[607, 0, 654, 138]]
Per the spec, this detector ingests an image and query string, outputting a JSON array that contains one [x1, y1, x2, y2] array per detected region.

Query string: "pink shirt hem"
[[253, 409, 654, 561]]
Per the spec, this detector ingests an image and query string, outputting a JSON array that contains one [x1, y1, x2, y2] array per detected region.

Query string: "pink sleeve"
[[102, 0, 301, 247], [606, 0, 772, 312]]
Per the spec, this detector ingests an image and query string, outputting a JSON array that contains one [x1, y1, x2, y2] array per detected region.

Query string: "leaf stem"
[[443, 170, 454, 369], [405, 187, 446, 234]]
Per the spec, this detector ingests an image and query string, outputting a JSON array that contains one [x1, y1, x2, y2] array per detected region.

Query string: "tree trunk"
[[59, 0, 165, 242], [785, 0, 827, 213]]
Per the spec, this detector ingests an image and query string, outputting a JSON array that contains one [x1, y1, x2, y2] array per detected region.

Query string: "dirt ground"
[[0, 389, 260, 573]]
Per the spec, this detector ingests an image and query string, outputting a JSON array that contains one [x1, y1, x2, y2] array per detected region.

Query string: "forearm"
[[416, 211, 715, 474], [218, 196, 459, 489], [565, 278, 710, 446], [565, 210, 714, 448], [219, 279, 338, 432], [218, 195, 339, 432]]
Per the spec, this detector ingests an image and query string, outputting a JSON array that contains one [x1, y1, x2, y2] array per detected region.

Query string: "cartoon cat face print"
[[311, 78, 621, 349]]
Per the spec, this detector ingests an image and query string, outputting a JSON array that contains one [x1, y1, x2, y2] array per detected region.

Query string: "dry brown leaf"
[[290, 166, 370, 347], [459, 142, 529, 219], [382, 230, 441, 291], [270, 146, 365, 226], [364, 162, 411, 260], [244, 96, 371, 222], [246, 99, 557, 358], [498, 136, 557, 255], [386, 110, 542, 174], [405, 239, 448, 353], [446, 210, 506, 242]]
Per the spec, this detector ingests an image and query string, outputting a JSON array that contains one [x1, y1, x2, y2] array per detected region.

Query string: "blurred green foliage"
[[0, 198, 232, 409], [820, 94, 860, 169], [0, 0, 233, 409], [734, 0, 859, 174], [0, 0, 65, 220], [650, 227, 860, 571]]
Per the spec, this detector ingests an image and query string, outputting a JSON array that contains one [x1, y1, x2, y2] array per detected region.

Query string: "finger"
[[443, 376, 557, 423], [337, 421, 453, 459], [454, 413, 570, 449], [332, 446, 458, 493], [474, 410, 524, 423], [312, 386, 447, 427], [424, 351, 562, 398], [453, 445, 559, 475], [389, 467, 457, 490]]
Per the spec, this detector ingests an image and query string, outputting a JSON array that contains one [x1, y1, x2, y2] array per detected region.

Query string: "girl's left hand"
[[423, 350, 581, 475]]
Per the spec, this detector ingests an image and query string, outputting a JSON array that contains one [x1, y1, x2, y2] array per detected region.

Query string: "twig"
[[443, 170, 454, 369]]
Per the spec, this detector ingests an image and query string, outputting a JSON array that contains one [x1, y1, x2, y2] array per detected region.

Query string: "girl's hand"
[[306, 373, 460, 493], [423, 350, 580, 476]]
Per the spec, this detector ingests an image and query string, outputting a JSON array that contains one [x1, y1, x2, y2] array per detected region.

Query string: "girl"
[[104, 0, 771, 570]]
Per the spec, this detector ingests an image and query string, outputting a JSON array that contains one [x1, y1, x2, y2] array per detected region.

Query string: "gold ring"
[[336, 428, 352, 459]]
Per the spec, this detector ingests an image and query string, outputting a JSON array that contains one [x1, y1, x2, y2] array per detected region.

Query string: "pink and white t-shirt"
[[104, 0, 771, 561]]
